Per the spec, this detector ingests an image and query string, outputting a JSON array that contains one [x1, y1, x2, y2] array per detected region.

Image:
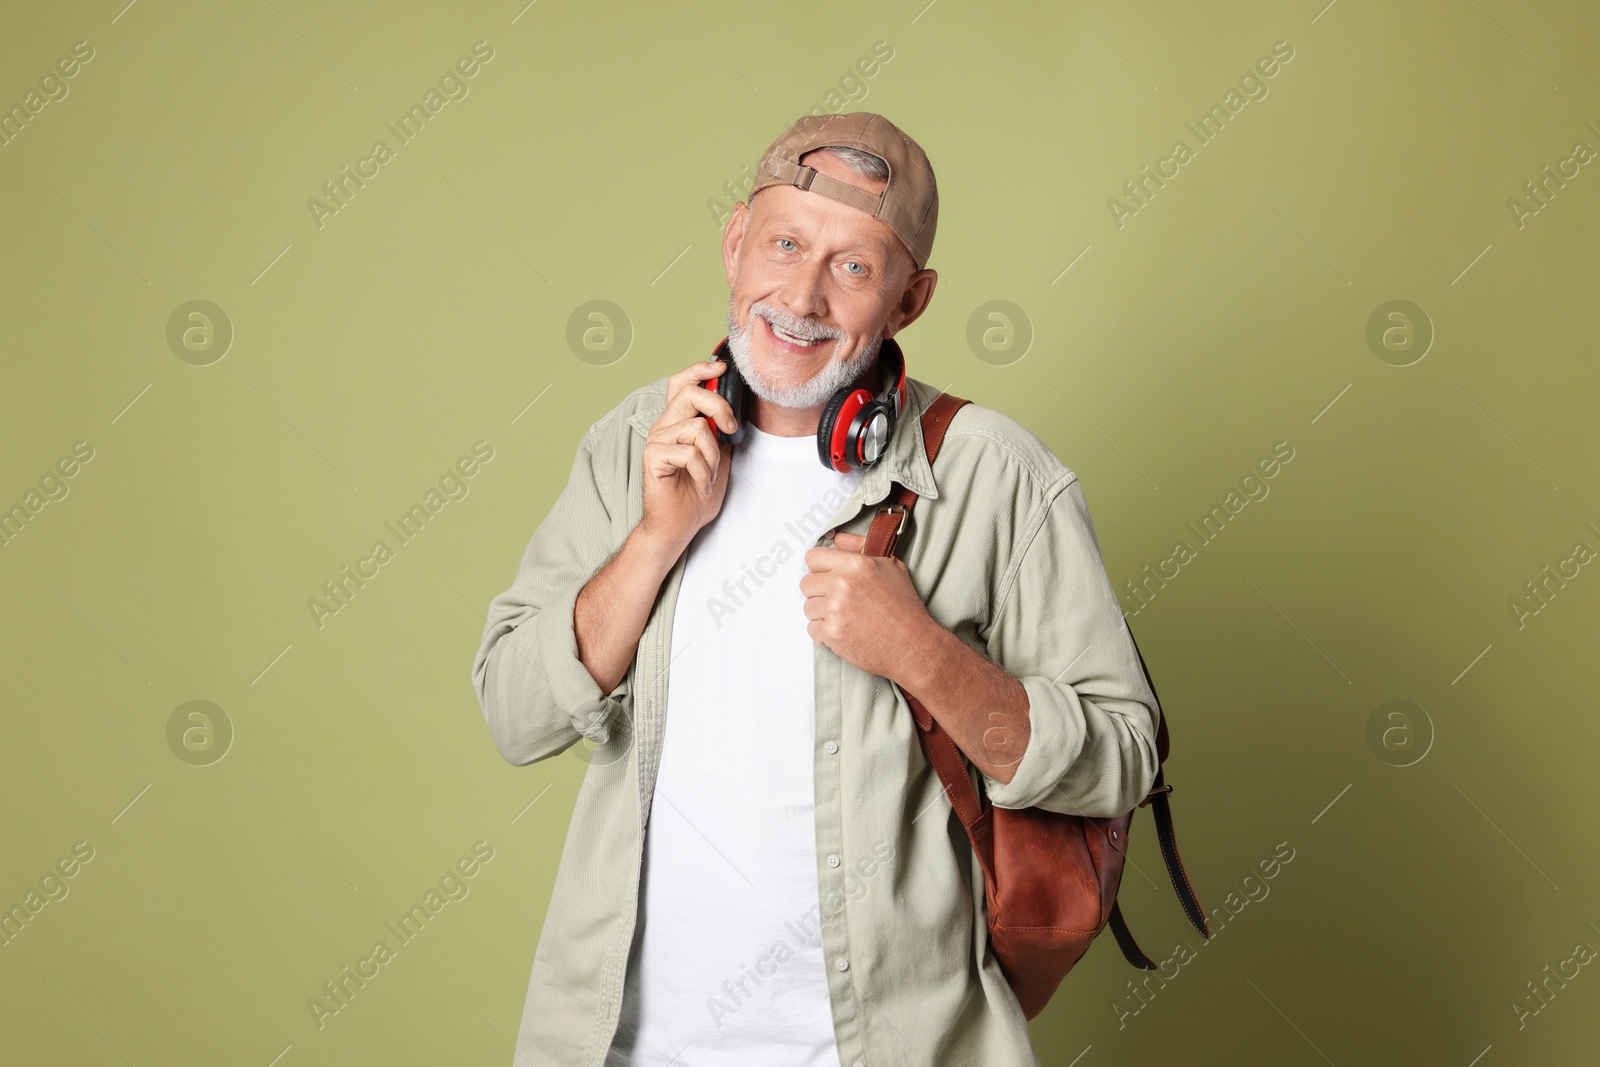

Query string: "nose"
[[776, 254, 830, 324]]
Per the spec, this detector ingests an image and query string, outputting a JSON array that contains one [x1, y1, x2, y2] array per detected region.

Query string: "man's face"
[[721, 149, 935, 409]]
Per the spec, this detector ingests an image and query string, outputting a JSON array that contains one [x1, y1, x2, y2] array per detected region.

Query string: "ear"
[[722, 200, 752, 289], [883, 268, 938, 340]]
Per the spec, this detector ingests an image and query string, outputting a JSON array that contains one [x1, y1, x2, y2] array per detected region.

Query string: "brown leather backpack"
[[861, 391, 1212, 1020]]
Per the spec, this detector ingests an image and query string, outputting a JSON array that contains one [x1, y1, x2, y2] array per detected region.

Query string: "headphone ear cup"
[[705, 346, 745, 446], [815, 386, 857, 471], [811, 339, 907, 470], [844, 399, 896, 467], [722, 360, 745, 445]]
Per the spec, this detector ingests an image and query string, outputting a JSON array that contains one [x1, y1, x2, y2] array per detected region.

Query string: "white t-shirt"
[[605, 422, 863, 1067]]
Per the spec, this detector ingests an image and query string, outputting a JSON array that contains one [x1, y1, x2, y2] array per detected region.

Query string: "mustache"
[[744, 303, 842, 343]]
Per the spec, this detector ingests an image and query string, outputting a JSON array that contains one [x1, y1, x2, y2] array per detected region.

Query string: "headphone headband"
[[872, 337, 907, 420]]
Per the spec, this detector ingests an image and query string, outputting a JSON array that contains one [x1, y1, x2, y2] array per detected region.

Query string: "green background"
[[3, 0, 1597, 1063]]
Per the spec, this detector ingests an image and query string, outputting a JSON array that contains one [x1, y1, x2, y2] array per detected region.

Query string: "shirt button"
[[835, 957, 849, 972], [826, 854, 841, 868], [824, 741, 838, 754]]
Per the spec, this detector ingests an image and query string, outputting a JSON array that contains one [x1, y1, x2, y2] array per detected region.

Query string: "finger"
[[804, 544, 849, 572], [663, 359, 737, 434], [659, 412, 722, 483], [664, 364, 738, 433], [651, 442, 714, 495], [830, 530, 868, 553], [666, 358, 729, 404], [671, 442, 716, 495]]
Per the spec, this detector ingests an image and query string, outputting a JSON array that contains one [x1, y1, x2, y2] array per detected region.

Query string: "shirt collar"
[[855, 374, 941, 504]]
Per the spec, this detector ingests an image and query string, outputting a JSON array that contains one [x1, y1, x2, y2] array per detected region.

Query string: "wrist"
[[628, 522, 689, 575], [895, 612, 954, 695]]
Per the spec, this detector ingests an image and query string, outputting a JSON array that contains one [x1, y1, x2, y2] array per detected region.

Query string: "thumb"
[[829, 530, 868, 553]]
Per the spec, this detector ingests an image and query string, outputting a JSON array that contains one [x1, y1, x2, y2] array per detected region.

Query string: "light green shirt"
[[471, 373, 1161, 1067]]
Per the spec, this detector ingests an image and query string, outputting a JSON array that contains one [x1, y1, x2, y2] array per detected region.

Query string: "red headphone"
[[702, 334, 907, 472]]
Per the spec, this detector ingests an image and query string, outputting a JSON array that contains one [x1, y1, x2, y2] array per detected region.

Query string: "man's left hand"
[[804, 529, 1032, 784], [800, 529, 937, 684]]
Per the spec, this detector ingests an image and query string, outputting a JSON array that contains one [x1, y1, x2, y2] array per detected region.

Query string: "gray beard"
[[725, 296, 883, 409]]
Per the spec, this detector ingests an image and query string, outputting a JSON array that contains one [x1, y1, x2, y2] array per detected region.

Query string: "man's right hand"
[[638, 359, 738, 553]]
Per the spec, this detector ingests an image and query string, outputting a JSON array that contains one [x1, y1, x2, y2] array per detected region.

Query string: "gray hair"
[[768, 144, 911, 275], [811, 145, 890, 182]]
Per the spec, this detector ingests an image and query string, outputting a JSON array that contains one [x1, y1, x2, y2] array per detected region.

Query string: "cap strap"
[[767, 158, 884, 217]]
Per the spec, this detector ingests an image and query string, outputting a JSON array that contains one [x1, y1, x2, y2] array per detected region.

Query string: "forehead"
[[750, 182, 901, 258]]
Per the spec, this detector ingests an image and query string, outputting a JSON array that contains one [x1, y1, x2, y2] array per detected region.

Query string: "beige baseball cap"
[[748, 111, 939, 272]]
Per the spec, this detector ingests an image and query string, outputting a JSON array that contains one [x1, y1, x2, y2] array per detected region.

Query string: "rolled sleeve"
[[979, 475, 1160, 818], [472, 427, 633, 765], [533, 578, 630, 742]]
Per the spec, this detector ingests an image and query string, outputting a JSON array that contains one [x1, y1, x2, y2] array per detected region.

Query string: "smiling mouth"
[[761, 315, 828, 350]]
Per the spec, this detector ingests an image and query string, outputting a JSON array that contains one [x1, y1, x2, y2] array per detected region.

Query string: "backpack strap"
[[1124, 632, 1211, 942], [861, 389, 965, 559], [863, 389, 1211, 969], [865, 393, 996, 867]]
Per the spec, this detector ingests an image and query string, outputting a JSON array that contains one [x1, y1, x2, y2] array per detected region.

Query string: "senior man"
[[472, 112, 1161, 1067]]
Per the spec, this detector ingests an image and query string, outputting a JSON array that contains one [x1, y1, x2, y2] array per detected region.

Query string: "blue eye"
[[843, 261, 865, 275], [776, 238, 796, 251]]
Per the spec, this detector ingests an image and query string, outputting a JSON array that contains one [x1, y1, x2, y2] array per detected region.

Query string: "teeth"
[[770, 321, 821, 347]]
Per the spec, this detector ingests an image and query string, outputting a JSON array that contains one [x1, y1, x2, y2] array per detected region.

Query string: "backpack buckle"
[[1138, 783, 1173, 808], [876, 503, 909, 536]]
